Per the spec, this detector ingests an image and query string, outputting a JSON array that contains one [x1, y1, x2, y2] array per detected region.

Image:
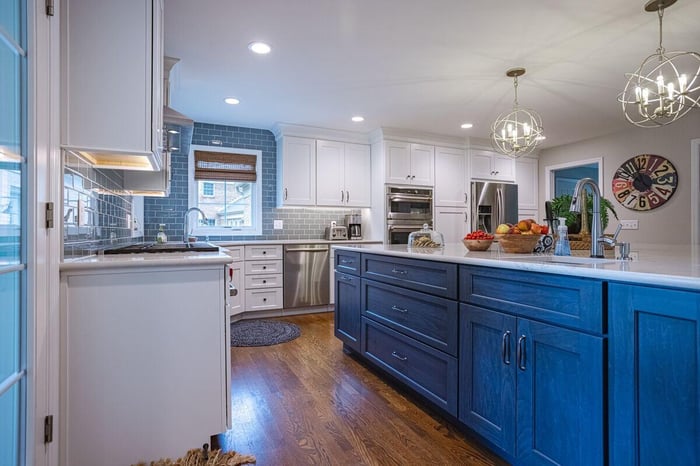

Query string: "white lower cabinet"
[[223, 246, 245, 318], [435, 207, 470, 244], [60, 262, 230, 466], [243, 245, 283, 312]]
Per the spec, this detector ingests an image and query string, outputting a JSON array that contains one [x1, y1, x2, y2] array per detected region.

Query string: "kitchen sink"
[[514, 255, 618, 265], [103, 242, 219, 254]]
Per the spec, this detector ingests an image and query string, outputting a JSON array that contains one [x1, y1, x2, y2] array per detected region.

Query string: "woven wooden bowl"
[[462, 239, 494, 251], [495, 234, 541, 253]]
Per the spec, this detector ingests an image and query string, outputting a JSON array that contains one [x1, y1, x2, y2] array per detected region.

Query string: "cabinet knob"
[[262, 266, 267, 270], [262, 280, 267, 284], [263, 298, 267, 302], [262, 250, 266, 255], [406, 175, 411, 180]]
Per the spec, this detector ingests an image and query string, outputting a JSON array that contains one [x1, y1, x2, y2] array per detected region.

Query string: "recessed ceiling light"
[[224, 97, 240, 105], [460, 123, 473, 129], [248, 41, 271, 55], [351, 116, 364, 122]]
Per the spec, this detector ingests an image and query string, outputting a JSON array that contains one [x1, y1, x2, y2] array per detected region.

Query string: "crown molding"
[[271, 122, 371, 144], [373, 127, 468, 148]]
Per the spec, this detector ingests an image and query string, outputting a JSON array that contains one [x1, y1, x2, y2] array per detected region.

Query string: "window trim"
[[188, 145, 262, 236]]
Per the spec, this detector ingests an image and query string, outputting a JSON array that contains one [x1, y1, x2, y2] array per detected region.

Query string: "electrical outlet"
[[273, 220, 283, 230], [620, 219, 638, 230]]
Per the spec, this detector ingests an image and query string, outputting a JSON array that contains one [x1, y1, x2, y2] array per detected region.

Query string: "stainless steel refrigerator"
[[470, 181, 519, 234]]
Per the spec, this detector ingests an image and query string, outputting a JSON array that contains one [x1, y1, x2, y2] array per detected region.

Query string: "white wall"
[[538, 112, 700, 245]]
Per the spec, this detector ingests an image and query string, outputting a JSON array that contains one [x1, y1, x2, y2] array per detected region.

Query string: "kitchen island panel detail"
[[362, 317, 458, 415], [459, 265, 604, 334], [609, 283, 700, 466], [334, 271, 362, 352], [362, 253, 458, 299], [363, 279, 458, 356]]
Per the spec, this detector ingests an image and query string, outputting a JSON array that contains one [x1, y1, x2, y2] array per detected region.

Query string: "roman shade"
[[194, 150, 257, 182]]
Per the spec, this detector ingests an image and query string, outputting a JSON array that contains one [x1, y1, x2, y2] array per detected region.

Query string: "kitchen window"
[[188, 145, 262, 236]]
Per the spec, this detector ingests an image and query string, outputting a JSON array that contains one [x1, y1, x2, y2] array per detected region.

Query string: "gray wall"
[[538, 111, 700, 245]]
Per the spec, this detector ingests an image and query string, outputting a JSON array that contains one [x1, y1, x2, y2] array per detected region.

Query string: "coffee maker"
[[345, 212, 362, 240]]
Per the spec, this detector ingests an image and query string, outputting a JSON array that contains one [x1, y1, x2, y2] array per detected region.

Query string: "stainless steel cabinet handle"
[[391, 305, 408, 313], [284, 187, 288, 200], [411, 175, 415, 180], [391, 268, 408, 275], [341, 190, 345, 202], [464, 192, 468, 204], [339, 275, 353, 281], [502, 331, 511, 365], [340, 258, 354, 264], [346, 191, 349, 203], [391, 351, 408, 361], [517, 335, 527, 371], [406, 175, 411, 180]]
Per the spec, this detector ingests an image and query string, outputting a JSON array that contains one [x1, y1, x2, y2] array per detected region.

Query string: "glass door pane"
[[0, 2, 26, 465]]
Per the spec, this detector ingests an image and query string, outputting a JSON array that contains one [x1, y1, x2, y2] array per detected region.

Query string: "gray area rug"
[[230, 320, 301, 347]]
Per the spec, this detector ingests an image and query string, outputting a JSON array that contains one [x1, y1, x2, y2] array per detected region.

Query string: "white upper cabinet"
[[470, 149, 515, 182], [61, 0, 164, 170], [385, 141, 434, 186], [342, 143, 371, 207], [515, 155, 539, 212], [316, 140, 371, 207], [434, 146, 468, 207], [277, 136, 316, 206], [435, 207, 469, 244]]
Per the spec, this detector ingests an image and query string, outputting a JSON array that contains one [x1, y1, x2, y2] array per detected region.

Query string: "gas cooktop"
[[103, 242, 219, 254]]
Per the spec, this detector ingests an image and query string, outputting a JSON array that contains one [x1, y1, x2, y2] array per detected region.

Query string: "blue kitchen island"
[[333, 243, 700, 466]]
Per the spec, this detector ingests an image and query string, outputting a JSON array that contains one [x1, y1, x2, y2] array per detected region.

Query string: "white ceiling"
[[164, 0, 700, 149]]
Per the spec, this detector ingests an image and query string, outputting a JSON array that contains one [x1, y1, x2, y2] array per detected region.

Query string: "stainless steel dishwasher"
[[283, 244, 330, 308]]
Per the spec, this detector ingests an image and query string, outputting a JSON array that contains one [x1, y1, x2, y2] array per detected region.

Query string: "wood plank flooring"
[[215, 312, 508, 466]]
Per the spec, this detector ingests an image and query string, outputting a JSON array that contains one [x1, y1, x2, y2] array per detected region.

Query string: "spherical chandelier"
[[619, 0, 700, 128], [490, 68, 545, 158]]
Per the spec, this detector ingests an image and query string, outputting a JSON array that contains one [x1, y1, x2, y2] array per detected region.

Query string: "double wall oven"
[[385, 186, 433, 244]]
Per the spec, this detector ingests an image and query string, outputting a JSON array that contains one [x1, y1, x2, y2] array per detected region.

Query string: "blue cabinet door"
[[459, 304, 517, 456], [516, 319, 604, 466], [609, 284, 700, 466], [334, 272, 362, 351]]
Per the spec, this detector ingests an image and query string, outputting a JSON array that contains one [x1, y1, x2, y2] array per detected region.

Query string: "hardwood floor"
[[215, 312, 508, 466]]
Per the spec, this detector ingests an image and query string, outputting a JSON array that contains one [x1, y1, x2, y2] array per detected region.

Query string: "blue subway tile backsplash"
[[143, 122, 351, 242]]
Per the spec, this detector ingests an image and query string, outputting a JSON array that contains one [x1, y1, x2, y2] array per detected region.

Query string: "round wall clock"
[[611, 154, 678, 211]]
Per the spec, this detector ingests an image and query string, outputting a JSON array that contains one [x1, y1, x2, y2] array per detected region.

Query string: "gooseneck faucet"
[[183, 207, 207, 243], [570, 178, 610, 258]]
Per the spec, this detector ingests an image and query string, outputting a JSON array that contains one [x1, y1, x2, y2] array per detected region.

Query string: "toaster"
[[324, 226, 348, 240]]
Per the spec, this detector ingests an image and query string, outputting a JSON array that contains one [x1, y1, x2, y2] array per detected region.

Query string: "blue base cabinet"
[[460, 304, 604, 465], [609, 283, 700, 466], [334, 250, 362, 352]]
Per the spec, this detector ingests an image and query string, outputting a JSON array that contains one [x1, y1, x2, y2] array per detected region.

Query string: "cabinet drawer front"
[[245, 288, 283, 311], [244, 244, 282, 260], [335, 250, 361, 276], [363, 279, 458, 356], [362, 254, 458, 299], [244, 259, 283, 275], [222, 246, 244, 261], [362, 318, 458, 415], [459, 265, 604, 333], [244, 273, 283, 289]]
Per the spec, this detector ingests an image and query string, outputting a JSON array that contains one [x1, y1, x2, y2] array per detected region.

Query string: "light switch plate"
[[620, 219, 638, 230], [273, 220, 283, 230]]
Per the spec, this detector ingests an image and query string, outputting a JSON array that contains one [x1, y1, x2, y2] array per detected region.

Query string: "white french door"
[[0, 1, 28, 465]]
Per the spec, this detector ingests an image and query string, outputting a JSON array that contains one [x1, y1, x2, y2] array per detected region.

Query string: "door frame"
[[691, 138, 700, 245], [544, 157, 604, 201]]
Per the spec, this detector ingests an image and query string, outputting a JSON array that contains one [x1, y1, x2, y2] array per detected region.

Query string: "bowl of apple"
[[462, 230, 495, 251]]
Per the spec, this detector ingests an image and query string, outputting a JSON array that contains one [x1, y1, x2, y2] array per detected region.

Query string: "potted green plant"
[[550, 193, 618, 234]]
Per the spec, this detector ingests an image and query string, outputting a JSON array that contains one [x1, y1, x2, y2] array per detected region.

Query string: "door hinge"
[[45, 202, 54, 229], [45, 0, 54, 16], [44, 415, 53, 444]]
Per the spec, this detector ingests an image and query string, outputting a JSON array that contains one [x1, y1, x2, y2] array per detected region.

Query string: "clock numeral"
[[654, 172, 677, 186], [616, 189, 631, 201]]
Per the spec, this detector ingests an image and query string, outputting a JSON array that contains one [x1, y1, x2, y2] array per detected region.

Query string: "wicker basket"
[[495, 234, 541, 253], [568, 234, 614, 251]]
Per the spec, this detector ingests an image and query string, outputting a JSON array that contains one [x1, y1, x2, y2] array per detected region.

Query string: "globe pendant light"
[[619, 0, 700, 128], [491, 68, 545, 158]]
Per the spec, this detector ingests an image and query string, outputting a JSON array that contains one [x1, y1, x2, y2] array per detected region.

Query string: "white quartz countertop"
[[332, 243, 700, 291], [60, 250, 234, 272], [214, 239, 382, 246]]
